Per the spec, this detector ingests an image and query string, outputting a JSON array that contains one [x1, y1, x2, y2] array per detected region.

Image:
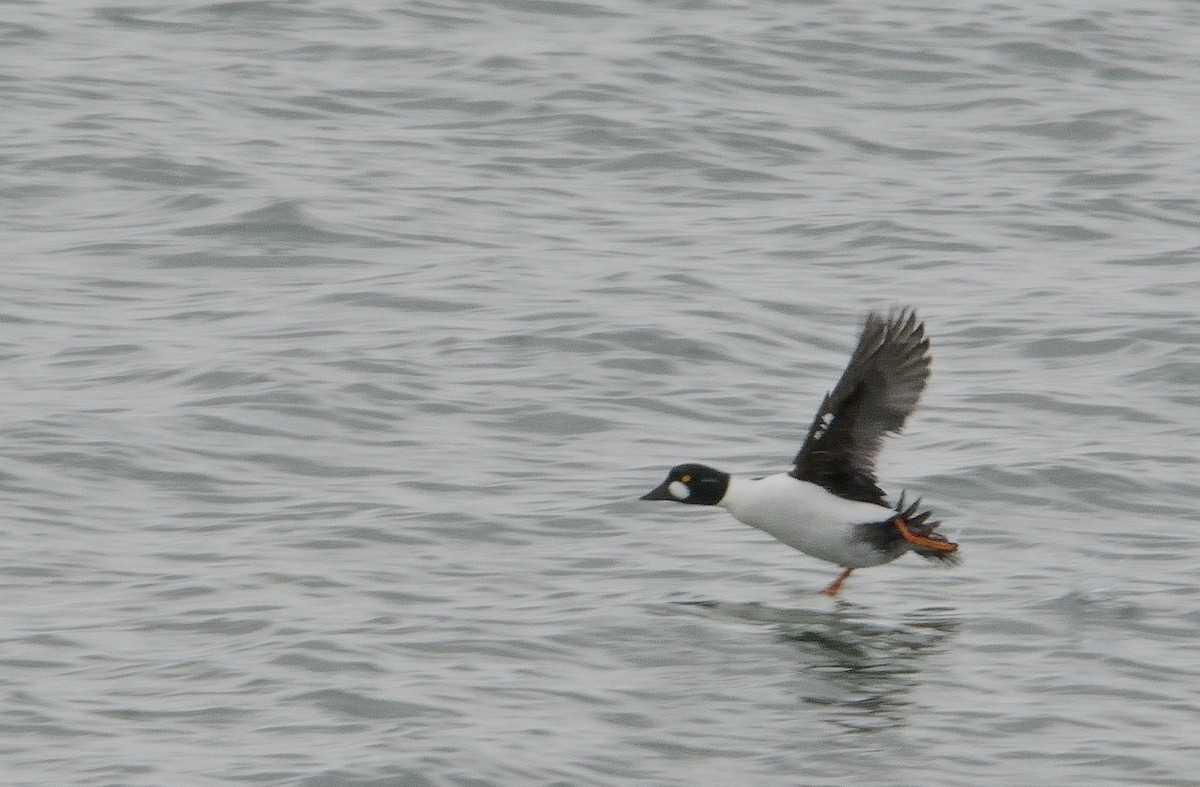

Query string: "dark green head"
[[640, 463, 730, 506]]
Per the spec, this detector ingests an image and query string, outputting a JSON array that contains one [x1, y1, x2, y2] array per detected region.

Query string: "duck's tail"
[[894, 492, 960, 565]]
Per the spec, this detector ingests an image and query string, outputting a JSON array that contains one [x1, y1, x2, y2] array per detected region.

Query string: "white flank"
[[718, 473, 898, 568]]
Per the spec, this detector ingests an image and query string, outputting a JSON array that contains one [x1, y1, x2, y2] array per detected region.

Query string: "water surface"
[[3, 1, 1199, 784]]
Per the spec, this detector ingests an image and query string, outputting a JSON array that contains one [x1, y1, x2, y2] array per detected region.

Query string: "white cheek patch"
[[668, 481, 690, 500]]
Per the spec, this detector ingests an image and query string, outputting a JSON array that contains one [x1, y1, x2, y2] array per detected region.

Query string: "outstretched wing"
[[790, 310, 930, 505]]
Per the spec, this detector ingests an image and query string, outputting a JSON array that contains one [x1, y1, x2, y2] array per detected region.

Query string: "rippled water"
[[3, 1, 1199, 784]]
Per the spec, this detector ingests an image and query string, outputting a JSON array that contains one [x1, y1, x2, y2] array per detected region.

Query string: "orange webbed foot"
[[819, 567, 854, 596], [893, 516, 958, 553]]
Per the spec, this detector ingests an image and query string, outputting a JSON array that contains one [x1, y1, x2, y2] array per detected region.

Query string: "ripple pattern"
[[3, 1, 1200, 784]]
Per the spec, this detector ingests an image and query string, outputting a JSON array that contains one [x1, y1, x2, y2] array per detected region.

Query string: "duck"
[[641, 309, 958, 596]]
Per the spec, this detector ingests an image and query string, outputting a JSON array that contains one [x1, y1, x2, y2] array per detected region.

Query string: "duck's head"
[[640, 463, 730, 505]]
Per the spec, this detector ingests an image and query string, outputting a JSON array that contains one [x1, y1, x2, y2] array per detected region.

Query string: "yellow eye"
[[680, 475, 692, 483]]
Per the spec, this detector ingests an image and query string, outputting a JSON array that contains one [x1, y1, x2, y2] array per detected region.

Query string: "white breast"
[[718, 473, 897, 568]]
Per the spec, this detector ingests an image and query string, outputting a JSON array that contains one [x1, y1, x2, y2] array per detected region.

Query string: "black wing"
[[790, 309, 930, 505]]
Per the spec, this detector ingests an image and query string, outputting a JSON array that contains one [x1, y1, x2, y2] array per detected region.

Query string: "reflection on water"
[[667, 600, 961, 732]]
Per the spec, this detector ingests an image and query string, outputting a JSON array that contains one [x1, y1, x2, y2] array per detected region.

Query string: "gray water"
[[3, 1, 1199, 784]]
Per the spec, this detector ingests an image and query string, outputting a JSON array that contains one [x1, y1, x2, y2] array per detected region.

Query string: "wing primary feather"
[[790, 309, 931, 505]]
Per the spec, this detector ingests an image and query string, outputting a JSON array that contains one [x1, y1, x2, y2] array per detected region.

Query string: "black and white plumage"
[[641, 309, 958, 596]]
